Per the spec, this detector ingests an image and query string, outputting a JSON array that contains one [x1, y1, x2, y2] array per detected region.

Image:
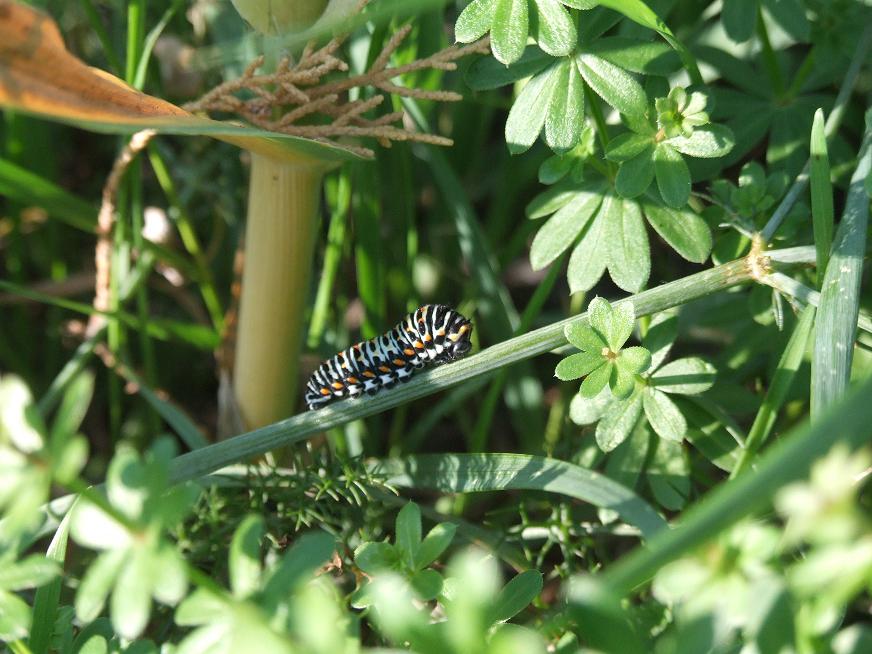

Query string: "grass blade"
[[600, 372, 872, 596], [371, 453, 667, 539], [809, 108, 834, 287], [28, 507, 74, 654], [730, 304, 815, 478], [811, 111, 872, 416]]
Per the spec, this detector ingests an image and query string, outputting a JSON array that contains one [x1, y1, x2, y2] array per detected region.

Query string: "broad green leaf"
[[556, 353, 606, 381], [545, 58, 585, 152], [455, 0, 495, 43], [175, 589, 227, 626], [569, 388, 613, 425], [410, 568, 443, 601], [490, 570, 544, 623], [583, 37, 680, 75], [415, 522, 457, 569], [262, 531, 336, 600], [375, 453, 667, 539], [581, 361, 614, 398], [533, 0, 577, 57], [809, 108, 834, 286], [653, 143, 690, 208], [722, 0, 757, 42], [75, 549, 126, 623], [151, 544, 188, 606], [229, 515, 264, 598], [48, 370, 94, 443], [577, 53, 648, 120], [619, 347, 652, 375], [651, 358, 716, 395], [0, 555, 60, 591], [530, 185, 602, 269], [566, 577, 647, 654], [354, 541, 398, 574], [643, 200, 712, 263], [464, 46, 552, 91], [606, 132, 655, 162], [596, 391, 644, 451], [610, 362, 638, 399], [568, 211, 608, 293], [589, 295, 635, 352], [615, 148, 655, 198], [526, 183, 581, 218], [395, 502, 422, 565], [833, 625, 872, 654], [110, 547, 153, 639], [492, 0, 530, 65], [565, 320, 607, 352], [811, 114, 872, 415], [607, 199, 650, 292], [763, 0, 810, 42], [505, 64, 560, 154], [667, 125, 735, 159], [643, 388, 687, 442], [0, 588, 31, 641], [643, 311, 678, 371], [647, 438, 690, 510]]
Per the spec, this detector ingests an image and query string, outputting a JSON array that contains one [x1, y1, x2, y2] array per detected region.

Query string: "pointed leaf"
[[0, 555, 60, 591], [565, 321, 607, 352], [619, 347, 652, 375], [490, 570, 544, 623], [569, 388, 613, 425], [577, 53, 648, 119], [545, 58, 585, 152], [354, 541, 398, 574], [530, 183, 602, 268], [643, 311, 678, 371], [581, 361, 613, 398], [667, 125, 735, 159], [763, 0, 810, 42], [607, 198, 650, 292], [395, 502, 422, 565], [651, 358, 717, 395], [505, 64, 560, 154], [455, 0, 495, 43], [0, 589, 31, 641], [410, 569, 443, 601], [533, 0, 578, 57], [596, 391, 644, 451], [492, 0, 530, 65], [647, 437, 690, 510], [615, 149, 656, 199], [567, 210, 608, 292], [643, 199, 712, 263], [610, 363, 638, 400], [415, 522, 457, 569], [606, 132, 656, 162], [653, 144, 691, 208], [465, 45, 552, 90], [556, 353, 606, 381], [722, 0, 757, 42], [526, 183, 582, 218], [110, 548, 153, 640], [229, 515, 264, 598], [75, 549, 125, 623], [590, 295, 635, 351], [584, 36, 680, 75], [643, 389, 687, 442]]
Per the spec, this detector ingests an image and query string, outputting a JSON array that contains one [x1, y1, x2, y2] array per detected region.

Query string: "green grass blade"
[[27, 507, 74, 654], [809, 109, 834, 287], [600, 372, 872, 596], [811, 111, 872, 416], [370, 453, 667, 540], [730, 304, 815, 478], [762, 272, 872, 335], [0, 157, 96, 231]]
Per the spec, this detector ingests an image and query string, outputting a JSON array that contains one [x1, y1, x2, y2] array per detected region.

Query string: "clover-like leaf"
[[651, 358, 717, 395], [643, 388, 687, 442], [580, 361, 614, 398], [653, 143, 691, 208], [596, 390, 644, 452], [555, 352, 606, 381], [589, 297, 635, 352], [615, 147, 656, 198]]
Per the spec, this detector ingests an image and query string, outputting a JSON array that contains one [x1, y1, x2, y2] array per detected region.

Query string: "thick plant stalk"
[[232, 153, 324, 430]]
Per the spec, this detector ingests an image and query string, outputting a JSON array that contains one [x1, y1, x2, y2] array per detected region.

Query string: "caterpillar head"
[[442, 315, 473, 361]]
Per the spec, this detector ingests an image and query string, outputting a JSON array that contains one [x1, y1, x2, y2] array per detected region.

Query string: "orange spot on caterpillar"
[[320, 388, 331, 396]]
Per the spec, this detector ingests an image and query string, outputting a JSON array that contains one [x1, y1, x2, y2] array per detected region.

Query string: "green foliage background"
[[1, 0, 872, 652]]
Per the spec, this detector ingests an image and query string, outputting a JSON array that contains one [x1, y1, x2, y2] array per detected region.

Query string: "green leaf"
[[505, 64, 559, 154], [581, 361, 613, 398], [556, 352, 606, 381], [110, 547, 153, 639], [415, 522, 457, 569], [643, 388, 687, 442], [647, 438, 690, 510], [75, 549, 126, 623], [643, 311, 678, 371], [615, 148, 655, 199], [29, 510, 73, 654], [0, 555, 60, 591], [569, 388, 612, 425], [354, 541, 398, 574], [375, 453, 667, 539], [642, 200, 712, 263], [175, 589, 226, 626], [526, 183, 581, 218], [833, 625, 872, 654], [395, 502, 422, 566], [465, 45, 552, 91], [492, 0, 530, 65], [607, 198, 651, 293], [262, 531, 336, 600], [565, 320, 607, 352], [583, 36, 680, 75], [410, 568, 443, 601], [566, 576, 646, 654], [229, 515, 264, 598], [530, 184, 602, 269], [589, 296, 635, 352], [722, 0, 757, 42], [151, 544, 188, 607], [763, 0, 810, 42], [490, 570, 544, 623], [605, 132, 655, 162], [455, 0, 495, 43], [568, 210, 608, 293], [545, 58, 585, 152], [49, 370, 94, 443], [651, 358, 716, 395], [619, 347, 652, 375], [596, 391, 644, 451], [666, 125, 735, 159], [809, 108, 834, 287], [0, 589, 31, 641], [811, 116, 872, 414], [653, 143, 690, 208], [610, 362, 638, 400], [577, 53, 648, 119], [533, 0, 577, 57]]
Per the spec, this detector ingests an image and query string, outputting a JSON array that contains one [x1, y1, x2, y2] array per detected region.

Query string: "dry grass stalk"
[[184, 29, 491, 158]]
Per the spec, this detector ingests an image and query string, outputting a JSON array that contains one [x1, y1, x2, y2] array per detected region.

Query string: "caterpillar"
[[305, 304, 473, 410]]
